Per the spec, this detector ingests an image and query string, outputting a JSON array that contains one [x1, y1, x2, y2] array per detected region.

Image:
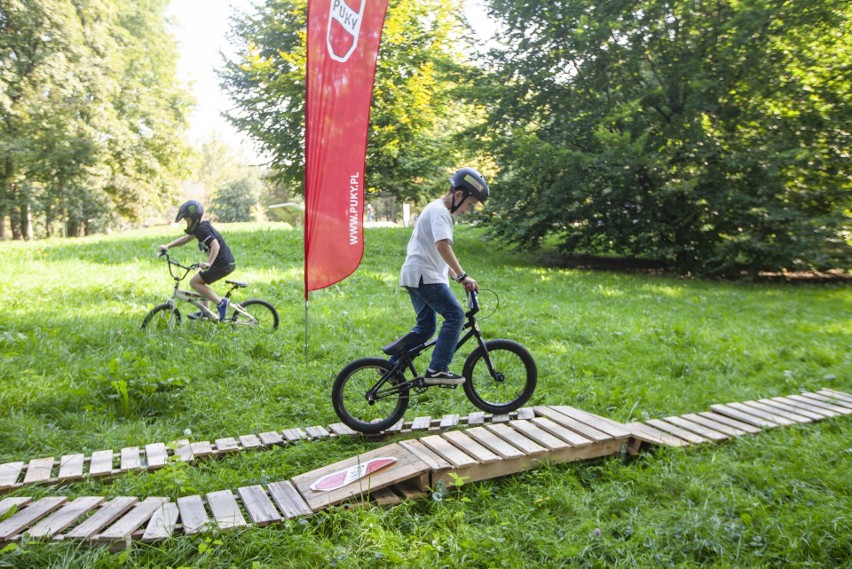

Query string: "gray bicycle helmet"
[[449, 167, 489, 213], [175, 200, 204, 233]]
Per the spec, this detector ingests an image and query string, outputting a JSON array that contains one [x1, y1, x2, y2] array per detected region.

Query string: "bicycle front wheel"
[[141, 303, 181, 330], [332, 358, 409, 434], [231, 299, 279, 330], [462, 339, 537, 414]]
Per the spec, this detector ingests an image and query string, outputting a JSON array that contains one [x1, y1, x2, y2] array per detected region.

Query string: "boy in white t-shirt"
[[396, 167, 490, 385]]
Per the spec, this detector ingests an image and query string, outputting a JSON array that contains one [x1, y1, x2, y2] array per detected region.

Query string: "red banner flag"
[[304, 0, 389, 298]]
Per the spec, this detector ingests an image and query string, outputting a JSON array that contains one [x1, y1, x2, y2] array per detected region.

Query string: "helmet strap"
[[449, 191, 468, 214]]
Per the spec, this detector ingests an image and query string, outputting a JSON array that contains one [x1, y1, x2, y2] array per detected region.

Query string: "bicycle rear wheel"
[[332, 358, 409, 434], [462, 339, 537, 414], [141, 303, 181, 330], [231, 299, 279, 330]]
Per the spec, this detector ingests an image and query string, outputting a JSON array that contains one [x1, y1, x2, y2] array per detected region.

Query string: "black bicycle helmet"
[[449, 167, 489, 213], [175, 200, 204, 233]]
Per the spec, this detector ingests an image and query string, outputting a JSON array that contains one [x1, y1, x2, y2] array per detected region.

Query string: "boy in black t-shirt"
[[159, 200, 236, 321]]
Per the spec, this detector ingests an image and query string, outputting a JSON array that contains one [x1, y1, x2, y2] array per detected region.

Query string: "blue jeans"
[[395, 282, 465, 372]]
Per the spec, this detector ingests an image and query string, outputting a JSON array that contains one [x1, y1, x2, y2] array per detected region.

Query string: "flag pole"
[[304, 298, 309, 369]]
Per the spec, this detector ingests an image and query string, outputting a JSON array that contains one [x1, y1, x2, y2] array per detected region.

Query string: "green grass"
[[0, 222, 849, 568]]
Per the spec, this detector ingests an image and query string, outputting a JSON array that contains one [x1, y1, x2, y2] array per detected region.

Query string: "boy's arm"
[[159, 234, 193, 251], [199, 239, 220, 269], [436, 239, 478, 291]]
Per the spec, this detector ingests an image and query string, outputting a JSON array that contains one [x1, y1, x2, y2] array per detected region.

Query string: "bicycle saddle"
[[382, 331, 419, 356], [226, 280, 248, 288]]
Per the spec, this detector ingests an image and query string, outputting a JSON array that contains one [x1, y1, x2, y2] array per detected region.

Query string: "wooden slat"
[[709, 404, 779, 429], [464, 427, 526, 460], [439, 414, 459, 429], [0, 462, 24, 488], [259, 431, 285, 446], [397, 439, 453, 472], [0, 498, 31, 518], [467, 412, 486, 426], [282, 428, 307, 442], [410, 416, 432, 431], [306, 425, 331, 439], [810, 391, 852, 409], [62, 497, 137, 540], [95, 497, 168, 542], [0, 497, 66, 540], [485, 423, 547, 456], [534, 407, 613, 442], [491, 414, 511, 423], [755, 399, 827, 421], [657, 417, 729, 442], [190, 441, 214, 458], [214, 437, 240, 453], [370, 487, 403, 507], [384, 419, 404, 434], [237, 486, 282, 526], [772, 396, 838, 418], [391, 479, 426, 500], [818, 388, 852, 405], [419, 435, 479, 468], [515, 408, 535, 420], [328, 423, 358, 436], [532, 417, 594, 446], [625, 422, 690, 447], [726, 402, 796, 426], [142, 502, 179, 542], [22, 457, 54, 484], [26, 497, 104, 539], [145, 443, 169, 468], [207, 490, 247, 529], [268, 480, 313, 519], [88, 450, 114, 477], [741, 401, 812, 424], [176, 495, 209, 535], [509, 420, 572, 451], [646, 419, 711, 444], [57, 454, 85, 481], [442, 431, 500, 464], [547, 406, 631, 438], [239, 434, 263, 448], [173, 440, 193, 462], [784, 394, 849, 415], [799, 392, 852, 413], [696, 412, 762, 434], [680, 413, 749, 437], [119, 447, 142, 471]]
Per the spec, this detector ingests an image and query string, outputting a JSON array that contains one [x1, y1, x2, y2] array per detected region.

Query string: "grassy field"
[[0, 222, 849, 568]]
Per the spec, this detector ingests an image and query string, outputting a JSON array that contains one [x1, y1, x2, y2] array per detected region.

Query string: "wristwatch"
[[454, 272, 468, 283]]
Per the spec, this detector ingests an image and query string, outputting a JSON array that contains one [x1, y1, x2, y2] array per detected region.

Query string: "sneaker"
[[424, 369, 465, 386], [186, 311, 207, 320], [217, 298, 230, 322]]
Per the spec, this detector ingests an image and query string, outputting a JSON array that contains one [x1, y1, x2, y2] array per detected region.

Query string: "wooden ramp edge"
[[0, 388, 848, 547]]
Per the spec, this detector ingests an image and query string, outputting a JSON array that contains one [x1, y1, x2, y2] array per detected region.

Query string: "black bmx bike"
[[331, 290, 537, 434]]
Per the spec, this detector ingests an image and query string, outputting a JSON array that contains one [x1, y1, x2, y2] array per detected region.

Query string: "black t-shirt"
[[189, 221, 235, 266]]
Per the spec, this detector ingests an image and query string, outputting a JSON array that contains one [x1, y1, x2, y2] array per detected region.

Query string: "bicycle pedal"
[[437, 384, 458, 390]]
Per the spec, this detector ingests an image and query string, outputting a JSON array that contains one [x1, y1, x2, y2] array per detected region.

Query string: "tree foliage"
[[0, 0, 192, 238], [476, 0, 851, 275]]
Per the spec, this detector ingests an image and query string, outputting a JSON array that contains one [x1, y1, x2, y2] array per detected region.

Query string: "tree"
[[477, 0, 851, 275]]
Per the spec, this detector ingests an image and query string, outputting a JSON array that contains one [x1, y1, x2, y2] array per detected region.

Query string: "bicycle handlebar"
[[467, 289, 480, 316]]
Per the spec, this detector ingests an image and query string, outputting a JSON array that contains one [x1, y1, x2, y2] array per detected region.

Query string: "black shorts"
[[200, 262, 235, 284]]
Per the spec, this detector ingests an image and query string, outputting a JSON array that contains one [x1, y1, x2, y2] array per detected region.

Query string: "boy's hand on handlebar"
[[463, 276, 478, 292], [199, 261, 211, 270]]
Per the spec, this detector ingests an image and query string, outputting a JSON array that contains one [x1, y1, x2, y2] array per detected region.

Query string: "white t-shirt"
[[399, 199, 454, 287]]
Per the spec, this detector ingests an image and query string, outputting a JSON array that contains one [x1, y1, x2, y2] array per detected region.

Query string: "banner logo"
[[310, 457, 398, 492], [327, 0, 365, 63]]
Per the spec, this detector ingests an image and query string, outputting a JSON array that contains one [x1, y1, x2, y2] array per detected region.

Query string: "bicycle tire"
[[231, 299, 279, 330], [462, 339, 537, 414], [332, 358, 409, 434], [141, 303, 181, 330]]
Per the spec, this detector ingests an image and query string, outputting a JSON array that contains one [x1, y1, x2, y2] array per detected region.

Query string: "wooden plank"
[[439, 414, 460, 429], [410, 416, 432, 431], [441, 431, 501, 464], [0, 462, 24, 488], [391, 479, 426, 501], [785, 394, 849, 415], [238, 486, 282, 526], [207, 490, 247, 529], [548, 406, 631, 438], [239, 434, 263, 448], [305, 426, 329, 439], [397, 439, 453, 472], [772, 396, 838, 418], [145, 443, 169, 468], [535, 407, 613, 442], [0, 497, 66, 540], [328, 423, 358, 436], [22, 457, 54, 484], [625, 422, 690, 447], [95, 497, 168, 542], [419, 435, 479, 468], [532, 417, 594, 446], [259, 431, 285, 446], [268, 480, 313, 519], [680, 413, 750, 437], [657, 417, 728, 442], [818, 388, 852, 405], [709, 404, 779, 429], [176, 495, 209, 535], [190, 441, 214, 458], [799, 392, 852, 413], [173, 440, 194, 462], [728, 402, 796, 426], [383, 418, 404, 434], [491, 414, 511, 423], [142, 502, 179, 542], [214, 437, 240, 453], [88, 450, 115, 477], [509, 420, 572, 451], [741, 400, 813, 424], [467, 412, 486, 426], [282, 428, 307, 442], [0, 498, 31, 518], [812, 390, 852, 409], [515, 408, 535, 420], [697, 411, 763, 434], [464, 427, 526, 460], [119, 447, 142, 471], [57, 454, 85, 481], [485, 423, 548, 456], [755, 399, 827, 421], [370, 487, 403, 507], [26, 497, 104, 539], [62, 497, 137, 540]]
